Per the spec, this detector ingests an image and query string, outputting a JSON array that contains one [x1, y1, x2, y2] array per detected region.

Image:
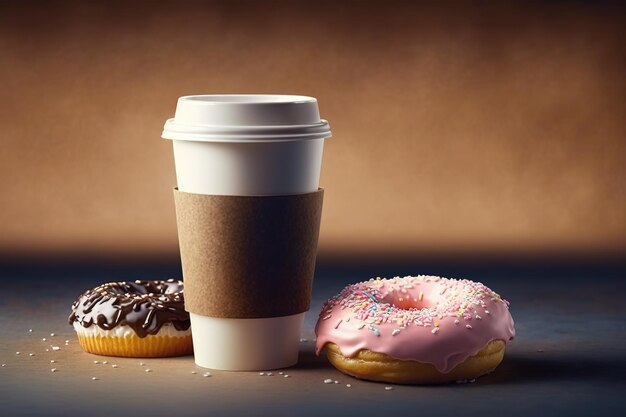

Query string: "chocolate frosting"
[[68, 280, 191, 338]]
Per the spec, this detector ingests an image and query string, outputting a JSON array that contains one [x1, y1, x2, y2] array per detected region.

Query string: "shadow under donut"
[[479, 353, 626, 386]]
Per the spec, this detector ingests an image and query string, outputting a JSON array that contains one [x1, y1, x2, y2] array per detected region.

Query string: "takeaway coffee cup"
[[162, 95, 331, 370]]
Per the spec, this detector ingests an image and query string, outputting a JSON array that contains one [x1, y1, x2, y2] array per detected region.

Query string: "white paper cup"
[[162, 95, 331, 370], [171, 138, 324, 196]]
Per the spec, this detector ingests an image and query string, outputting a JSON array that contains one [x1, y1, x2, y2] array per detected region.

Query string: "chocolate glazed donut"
[[69, 279, 193, 357], [69, 280, 190, 336]]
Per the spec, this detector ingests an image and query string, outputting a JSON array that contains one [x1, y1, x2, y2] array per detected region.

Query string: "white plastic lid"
[[162, 95, 332, 142]]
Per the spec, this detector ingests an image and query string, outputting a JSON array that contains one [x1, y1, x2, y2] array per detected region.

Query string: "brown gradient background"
[[1, 0, 625, 259]]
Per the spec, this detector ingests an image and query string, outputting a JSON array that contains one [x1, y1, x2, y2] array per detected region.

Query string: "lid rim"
[[161, 130, 332, 143], [163, 119, 329, 130]]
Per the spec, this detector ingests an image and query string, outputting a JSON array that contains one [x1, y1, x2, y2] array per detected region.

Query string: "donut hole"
[[386, 294, 433, 311]]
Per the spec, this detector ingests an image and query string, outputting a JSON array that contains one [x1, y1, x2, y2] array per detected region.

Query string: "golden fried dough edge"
[[325, 339, 505, 384]]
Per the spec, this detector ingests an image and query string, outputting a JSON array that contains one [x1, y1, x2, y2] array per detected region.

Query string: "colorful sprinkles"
[[318, 275, 509, 337]]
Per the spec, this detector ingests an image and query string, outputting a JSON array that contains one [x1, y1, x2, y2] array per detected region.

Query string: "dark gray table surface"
[[1, 256, 624, 416]]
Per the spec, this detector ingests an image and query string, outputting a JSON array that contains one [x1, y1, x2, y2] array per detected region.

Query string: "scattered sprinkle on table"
[[42, 338, 47, 341], [111, 364, 118, 368], [334, 380, 339, 384], [278, 371, 283, 375], [191, 371, 197, 374], [346, 384, 351, 388], [1, 364, 6, 367], [15, 352, 20, 355], [92, 377, 98, 381], [102, 361, 108, 364], [283, 374, 289, 378], [29, 353, 35, 357], [299, 338, 308, 342], [28, 329, 33, 333], [456, 378, 476, 384], [51, 346, 60, 351], [259, 372, 265, 376], [203, 372, 211, 377], [324, 379, 333, 384], [266, 372, 273, 376], [94, 361, 100, 364], [50, 333, 55, 337], [145, 369, 152, 372], [51, 368, 57, 373], [139, 362, 145, 366], [50, 360, 56, 363], [385, 386, 394, 391]]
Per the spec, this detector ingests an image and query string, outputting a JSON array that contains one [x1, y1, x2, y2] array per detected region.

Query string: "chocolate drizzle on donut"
[[68, 280, 190, 338]]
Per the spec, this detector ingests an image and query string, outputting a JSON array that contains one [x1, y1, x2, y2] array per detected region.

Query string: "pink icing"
[[315, 275, 515, 373]]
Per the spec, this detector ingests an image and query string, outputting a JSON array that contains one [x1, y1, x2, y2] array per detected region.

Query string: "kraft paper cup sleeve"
[[173, 188, 324, 318]]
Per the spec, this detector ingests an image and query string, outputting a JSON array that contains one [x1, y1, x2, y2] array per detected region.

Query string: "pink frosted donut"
[[315, 275, 515, 384]]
